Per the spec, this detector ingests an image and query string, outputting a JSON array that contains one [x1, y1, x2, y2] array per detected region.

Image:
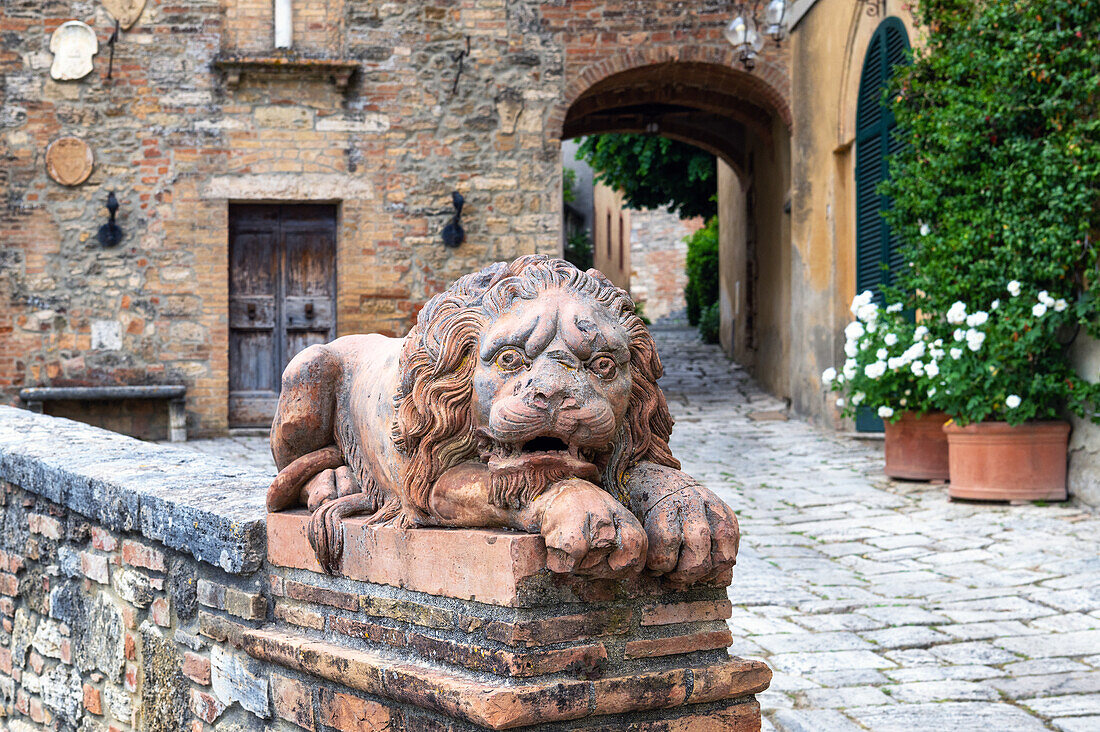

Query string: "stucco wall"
[[786, 0, 919, 424]]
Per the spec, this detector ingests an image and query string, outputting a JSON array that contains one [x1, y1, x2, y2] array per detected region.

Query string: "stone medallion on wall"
[[46, 137, 95, 186], [49, 21, 98, 81], [101, 0, 146, 30]]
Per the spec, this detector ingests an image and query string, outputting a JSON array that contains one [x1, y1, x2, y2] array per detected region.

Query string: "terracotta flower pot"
[[883, 411, 950, 481], [943, 420, 1069, 501]]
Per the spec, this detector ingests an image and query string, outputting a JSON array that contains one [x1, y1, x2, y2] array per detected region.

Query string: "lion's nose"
[[525, 376, 566, 411]]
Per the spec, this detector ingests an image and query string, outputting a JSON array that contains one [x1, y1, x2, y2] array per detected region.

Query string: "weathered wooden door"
[[228, 204, 337, 427]]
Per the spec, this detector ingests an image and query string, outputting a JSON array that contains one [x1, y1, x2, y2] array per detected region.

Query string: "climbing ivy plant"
[[883, 0, 1100, 319]]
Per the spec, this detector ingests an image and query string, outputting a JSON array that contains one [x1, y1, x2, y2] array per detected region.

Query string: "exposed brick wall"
[[629, 209, 703, 321], [1, 1, 793, 437]]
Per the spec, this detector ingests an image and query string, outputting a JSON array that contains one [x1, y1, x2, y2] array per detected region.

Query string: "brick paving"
[[175, 320, 1100, 731]]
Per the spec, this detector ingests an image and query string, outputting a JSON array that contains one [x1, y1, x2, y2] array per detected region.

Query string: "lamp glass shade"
[[724, 16, 749, 47], [748, 27, 765, 53], [765, 0, 787, 26]]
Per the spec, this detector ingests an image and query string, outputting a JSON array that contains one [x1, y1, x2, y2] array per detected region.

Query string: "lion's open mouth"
[[483, 434, 601, 481]]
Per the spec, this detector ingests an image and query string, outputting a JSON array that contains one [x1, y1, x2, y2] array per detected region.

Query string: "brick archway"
[[551, 49, 792, 180]]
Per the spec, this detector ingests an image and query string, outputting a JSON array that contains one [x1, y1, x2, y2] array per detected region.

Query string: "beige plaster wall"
[[592, 183, 631, 290], [787, 0, 919, 424]]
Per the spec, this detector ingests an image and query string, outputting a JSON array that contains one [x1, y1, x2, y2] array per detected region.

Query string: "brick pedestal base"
[[253, 511, 769, 730]]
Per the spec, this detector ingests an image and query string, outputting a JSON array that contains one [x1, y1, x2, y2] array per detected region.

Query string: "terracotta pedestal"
[[884, 411, 950, 481], [944, 420, 1070, 501], [254, 511, 769, 730]]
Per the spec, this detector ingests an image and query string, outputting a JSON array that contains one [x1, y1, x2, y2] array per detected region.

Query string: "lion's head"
[[392, 255, 679, 514]]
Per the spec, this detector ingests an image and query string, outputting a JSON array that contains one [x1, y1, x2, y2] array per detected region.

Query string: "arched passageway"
[[560, 61, 793, 398]]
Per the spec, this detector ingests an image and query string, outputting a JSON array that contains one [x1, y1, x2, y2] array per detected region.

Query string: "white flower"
[[836, 397, 846, 408], [1054, 299, 1068, 312], [966, 311, 989, 327], [857, 302, 880, 324], [906, 342, 926, 360], [821, 367, 837, 384], [1005, 394, 1021, 409], [884, 333, 899, 346], [950, 347, 963, 360], [878, 406, 895, 419], [845, 321, 866, 341], [1033, 302, 1048, 318], [919, 222, 931, 236], [953, 328, 965, 342], [924, 361, 940, 378], [887, 357, 904, 370], [928, 386, 937, 397], [1007, 280, 1021, 296], [899, 397, 908, 407], [843, 361, 858, 380], [850, 290, 874, 316], [852, 392, 865, 405], [966, 329, 986, 351], [991, 299, 1000, 310], [875, 348, 888, 360], [914, 325, 930, 341], [946, 301, 968, 325], [864, 361, 887, 379], [1038, 290, 1055, 307], [886, 303, 904, 313], [845, 341, 859, 358], [911, 361, 925, 376]]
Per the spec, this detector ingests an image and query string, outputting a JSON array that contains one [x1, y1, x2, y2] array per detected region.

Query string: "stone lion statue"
[[267, 255, 738, 585]]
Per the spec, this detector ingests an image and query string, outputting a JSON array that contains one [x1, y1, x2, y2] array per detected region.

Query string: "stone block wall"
[[0, 405, 270, 730]]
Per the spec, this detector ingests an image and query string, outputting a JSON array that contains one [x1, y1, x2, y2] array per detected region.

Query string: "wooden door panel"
[[228, 298, 277, 330], [228, 204, 336, 428], [229, 331, 277, 392]]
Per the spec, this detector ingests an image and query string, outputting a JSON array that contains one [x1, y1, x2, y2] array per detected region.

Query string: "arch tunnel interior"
[[560, 61, 793, 399]]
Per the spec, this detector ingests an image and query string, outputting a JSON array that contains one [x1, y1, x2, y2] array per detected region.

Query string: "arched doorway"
[[559, 60, 793, 397]]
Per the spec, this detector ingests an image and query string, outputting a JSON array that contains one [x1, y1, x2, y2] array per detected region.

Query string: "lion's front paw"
[[539, 479, 647, 579], [644, 482, 739, 587]]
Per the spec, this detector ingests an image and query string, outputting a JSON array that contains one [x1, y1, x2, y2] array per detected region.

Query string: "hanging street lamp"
[[725, 1, 790, 70]]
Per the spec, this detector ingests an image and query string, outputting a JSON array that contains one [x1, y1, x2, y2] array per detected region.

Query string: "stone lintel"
[[241, 626, 770, 730]]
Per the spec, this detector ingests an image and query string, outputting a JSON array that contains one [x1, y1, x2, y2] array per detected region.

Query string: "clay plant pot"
[[942, 420, 1070, 501], [883, 411, 950, 481]]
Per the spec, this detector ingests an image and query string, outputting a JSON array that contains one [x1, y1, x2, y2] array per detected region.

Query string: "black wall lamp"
[[97, 191, 123, 246], [441, 191, 465, 248]]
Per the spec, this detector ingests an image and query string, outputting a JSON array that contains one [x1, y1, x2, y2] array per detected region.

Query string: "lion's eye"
[[495, 348, 526, 372], [589, 355, 617, 379]]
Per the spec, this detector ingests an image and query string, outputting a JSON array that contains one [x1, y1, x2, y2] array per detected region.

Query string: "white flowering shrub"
[[822, 291, 943, 422], [926, 282, 1099, 426]]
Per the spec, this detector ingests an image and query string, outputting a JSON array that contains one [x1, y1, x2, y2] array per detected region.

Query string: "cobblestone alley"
[[178, 321, 1100, 732]]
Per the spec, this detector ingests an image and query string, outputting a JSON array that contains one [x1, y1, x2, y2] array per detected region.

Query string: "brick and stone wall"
[[629, 210, 703, 322], [0, 1, 792, 438], [0, 405, 768, 730]]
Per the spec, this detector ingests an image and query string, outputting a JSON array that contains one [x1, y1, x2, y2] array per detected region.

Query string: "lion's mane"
[[392, 255, 680, 515]]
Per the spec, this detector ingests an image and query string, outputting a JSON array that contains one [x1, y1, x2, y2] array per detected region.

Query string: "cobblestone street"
[[177, 320, 1100, 732]]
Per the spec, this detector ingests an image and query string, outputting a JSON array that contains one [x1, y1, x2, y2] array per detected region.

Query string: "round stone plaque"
[[46, 137, 94, 186]]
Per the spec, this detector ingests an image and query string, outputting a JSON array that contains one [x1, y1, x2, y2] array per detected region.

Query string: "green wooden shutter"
[[854, 17, 910, 432]]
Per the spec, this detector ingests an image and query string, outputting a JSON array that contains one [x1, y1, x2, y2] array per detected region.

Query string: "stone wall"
[[628, 209, 701, 322], [0, 0, 565, 437]]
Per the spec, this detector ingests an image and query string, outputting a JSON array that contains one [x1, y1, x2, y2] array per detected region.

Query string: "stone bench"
[[19, 384, 188, 442]]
